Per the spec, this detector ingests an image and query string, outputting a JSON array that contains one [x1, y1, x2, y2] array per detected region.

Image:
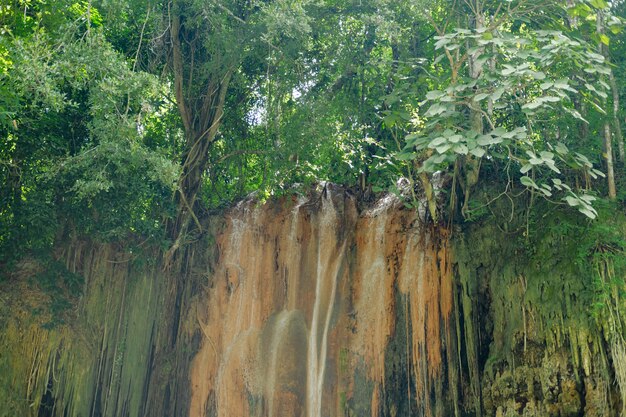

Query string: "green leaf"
[[563, 107, 586, 122], [540, 188, 552, 197], [426, 90, 444, 100], [434, 36, 451, 50], [523, 101, 543, 110], [502, 66, 516, 76], [555, 143, 569, 155], [395, 152, 417, 161], [532, 71, 546, 80], [579, 207, 597, 219], [599, 34, 610, 46], [502, 130, 519, 139], [425, 103, 446, 116], [470, 147, 486, 158], [454, 144, 469, 155], [491, 87, 505, 101], [429, 136, 447, 147], [540, 82, 553, 90], [590, 0, 608, 10], [565, 196, 579, 206], [553, 79, 577, 92], [575, 153, 593, 167], [591, 168, 606, 178], [520, 176, 538, 189], [587, 52, 605, 63], [383, 114, 399, 127], [544, 160, 561, 174], [405, 133, 420, 145], [465, 130, 479, 139], [580, 194, 597, 203], [476, 134, 499, 146]]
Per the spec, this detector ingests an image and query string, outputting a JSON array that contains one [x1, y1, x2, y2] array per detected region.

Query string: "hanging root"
[[611, 337, 626, 416]]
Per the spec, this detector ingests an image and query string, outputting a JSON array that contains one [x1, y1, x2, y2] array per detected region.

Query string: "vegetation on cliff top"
[[1, 0, 626, 262]]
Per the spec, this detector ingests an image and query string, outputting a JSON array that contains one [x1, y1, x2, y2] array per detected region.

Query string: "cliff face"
[[1, 187, 623, 416], [188, 187, 455, 417]]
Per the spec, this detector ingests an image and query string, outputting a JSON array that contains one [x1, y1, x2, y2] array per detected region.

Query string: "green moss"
[[0, 225, 222, 417], [454, 197, 626, 416]]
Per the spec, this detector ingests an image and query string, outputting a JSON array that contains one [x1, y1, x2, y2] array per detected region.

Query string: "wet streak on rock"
[[189, 188, 456, 417]]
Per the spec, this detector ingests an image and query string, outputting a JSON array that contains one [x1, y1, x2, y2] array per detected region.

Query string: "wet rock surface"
[[1, 187, 623, 416]]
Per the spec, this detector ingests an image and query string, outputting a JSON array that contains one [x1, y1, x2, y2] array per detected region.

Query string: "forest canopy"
[[1, 0, 625, 260]]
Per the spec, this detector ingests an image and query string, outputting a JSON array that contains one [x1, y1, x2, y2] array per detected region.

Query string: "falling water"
[[188, 188, 455, 417], [351, 193, 397, 396], [306, 192, 346, 417]]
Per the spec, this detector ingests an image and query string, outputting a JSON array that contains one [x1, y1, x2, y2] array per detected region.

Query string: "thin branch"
[[211, 0, 246, 24], [133, 6, 151, 72], [171, 13, 192, 135], [87, 0, 91, 36]]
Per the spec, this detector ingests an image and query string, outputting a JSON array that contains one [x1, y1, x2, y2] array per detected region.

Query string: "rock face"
[[189, 187, 455, 417], [0, 187, 623, 416]]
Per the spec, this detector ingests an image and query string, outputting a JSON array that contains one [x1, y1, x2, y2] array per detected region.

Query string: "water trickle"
[[352, 194, 397, 389], [261, 310, 307, 417], [188, 190, 454, 417], [286, 196, 307, 310], [307, 192, 346, 417]]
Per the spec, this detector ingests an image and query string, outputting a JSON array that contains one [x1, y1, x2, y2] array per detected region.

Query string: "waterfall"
[[188, 189, 454, 417], [306, 192, 345, 417]]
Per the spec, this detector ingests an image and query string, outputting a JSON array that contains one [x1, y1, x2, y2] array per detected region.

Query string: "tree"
[[0, 1, 178, 257], [398, 0, 612, 222], [160, 0, 313, 263]]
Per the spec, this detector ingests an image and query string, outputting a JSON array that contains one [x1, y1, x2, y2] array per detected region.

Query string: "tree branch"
[[171, 14, 192, 136]]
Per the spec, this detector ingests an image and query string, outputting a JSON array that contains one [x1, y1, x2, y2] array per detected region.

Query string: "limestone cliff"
[[1, 186, 624, 416]]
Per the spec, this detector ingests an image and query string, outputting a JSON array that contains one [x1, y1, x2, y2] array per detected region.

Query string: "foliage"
[[0, 0, 625, 264], [0, 7, 178, 260], [390, 0, 623, 221]]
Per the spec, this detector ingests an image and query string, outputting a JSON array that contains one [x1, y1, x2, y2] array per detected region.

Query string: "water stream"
[[189, 188, 453, 417]]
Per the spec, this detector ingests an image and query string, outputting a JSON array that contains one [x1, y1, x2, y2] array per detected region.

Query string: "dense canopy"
[[1, 0, 625, 260]]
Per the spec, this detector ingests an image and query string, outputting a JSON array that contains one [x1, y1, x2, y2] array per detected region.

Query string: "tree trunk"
[[598, 10, 617, 200], [566, 0, 578, 29], [164, 11, 234, 266], [461, 4, 484, 219], [609, 71, 624, 163], [462, 6, 485, 414], [604, 122, 617, 199]]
